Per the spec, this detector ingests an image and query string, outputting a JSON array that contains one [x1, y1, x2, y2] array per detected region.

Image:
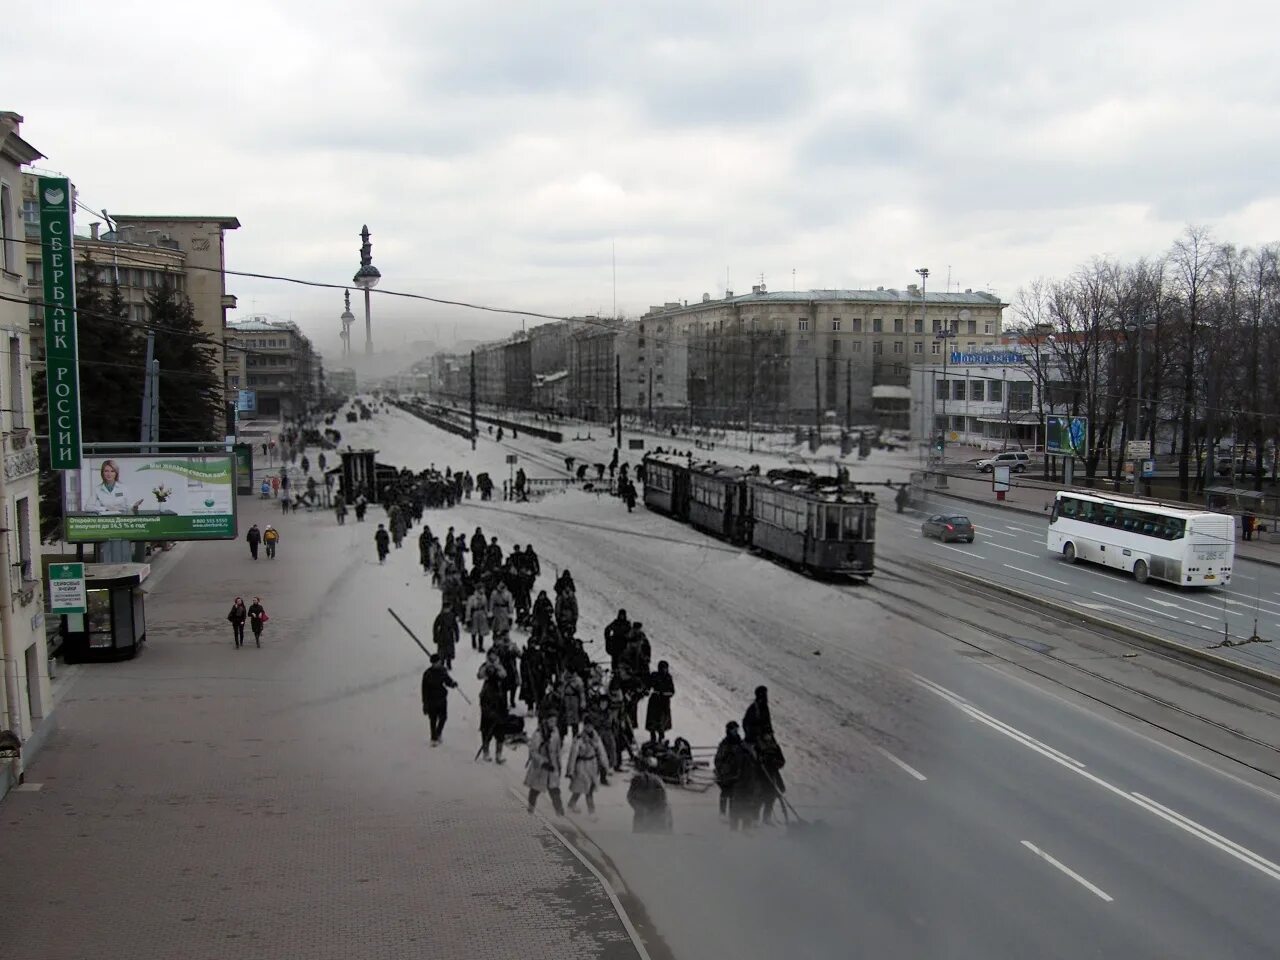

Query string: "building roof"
[[227, 318, 298, 334], [0, 112, 43, 164], [645, 287, 1005, 317], [113, 214, 241, 229]]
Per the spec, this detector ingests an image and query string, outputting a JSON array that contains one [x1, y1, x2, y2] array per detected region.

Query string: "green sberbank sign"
[[64, 454, 238, 543], [38, 176, 82, 470]]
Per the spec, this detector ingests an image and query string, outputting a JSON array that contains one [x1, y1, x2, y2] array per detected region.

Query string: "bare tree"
[[1168, 226, 1219, 500]]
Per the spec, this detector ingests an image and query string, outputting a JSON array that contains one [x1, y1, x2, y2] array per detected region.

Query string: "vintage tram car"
[[641, 456, 876, 579]]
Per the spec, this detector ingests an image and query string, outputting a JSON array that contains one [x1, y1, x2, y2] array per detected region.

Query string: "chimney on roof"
[[725, 289, 733, 298], [877, 286, 884, 291], [702, 292, 711, 302], [751, 285, 761, 294], [965, 288, 972, 293], [907, 283, 918, 294], [90, 222, 99, 240]]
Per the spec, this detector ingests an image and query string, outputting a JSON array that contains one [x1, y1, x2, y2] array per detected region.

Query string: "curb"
[[923, 487, 1280, 571], [915, 559, 1280, 686]]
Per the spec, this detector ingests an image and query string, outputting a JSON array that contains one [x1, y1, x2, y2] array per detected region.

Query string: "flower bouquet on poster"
[[63, 454, 238, 542]]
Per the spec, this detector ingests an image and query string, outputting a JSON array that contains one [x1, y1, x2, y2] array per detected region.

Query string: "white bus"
[[1047, 491, 1234, 587]]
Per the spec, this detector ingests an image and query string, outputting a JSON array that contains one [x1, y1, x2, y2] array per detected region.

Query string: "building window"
[[798, 318, 809, 331], [935, 415, 948, 431], [967, 320, 977, 334], [952, 381, 965, 401], [914, 318, 924, 333], [872, 341, 883, 355], [15, 497, 32, 581], [8, 336, 22, 429], [931, 341, 941, 355], [872, 318, 882, 333], [912, 341, 923, 354], [935, 380, 947, 400], [894, 318, 904, 333], [970, 380, 984, 401], [832, 319, 841, 331], [893, 341, 903, 354], [831, 339, 841, 355], [656, 392, 664, 401], [22, 197, 38, 226], [637, 394, 644, 405], [984, 322, 992, 334], [932, 318, 942, 333], [797, 336, 810, 352], [0, 183, 13, 273], [966, 342, 976, 351], [851, 340, 862, 352], [850, 318, 862, 333], [638, 337, 646, 348], [989, 380, 1003, 402], [656, 374, 663, 382]]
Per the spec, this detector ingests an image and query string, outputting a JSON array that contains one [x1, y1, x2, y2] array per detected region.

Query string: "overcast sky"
[[17, 0, 1280, 359]]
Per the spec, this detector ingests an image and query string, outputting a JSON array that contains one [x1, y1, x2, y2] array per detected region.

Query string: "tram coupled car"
[[687, 462, 756, 545], [747, 471, 877, 579], [641, 453, 691, 521]]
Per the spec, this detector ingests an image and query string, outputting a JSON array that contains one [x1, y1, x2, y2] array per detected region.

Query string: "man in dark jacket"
[[743, 685, 772, 744], [421, 654, 457, 745], [246, 524, 261, 560], [714, 721, 743, 818], [604, 609, 631, 671], [374, 524, 391, 564]]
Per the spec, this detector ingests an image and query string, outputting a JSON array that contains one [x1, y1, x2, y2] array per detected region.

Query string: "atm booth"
[[58, 563, 150, 663]]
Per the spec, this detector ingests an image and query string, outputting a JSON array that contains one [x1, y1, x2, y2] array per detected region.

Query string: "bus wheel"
[[1133, 559, 1149, 584], [1063, 542, 1077, 564]]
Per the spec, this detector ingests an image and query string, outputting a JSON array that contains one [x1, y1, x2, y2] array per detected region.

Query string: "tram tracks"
[[869, 556, 1280, 781]]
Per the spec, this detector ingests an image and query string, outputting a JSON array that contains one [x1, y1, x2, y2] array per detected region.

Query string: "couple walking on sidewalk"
[[227, 597, 270, 647]]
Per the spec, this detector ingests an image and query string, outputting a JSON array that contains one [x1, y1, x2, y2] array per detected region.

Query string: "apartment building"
[[225, 317, 317, 420]]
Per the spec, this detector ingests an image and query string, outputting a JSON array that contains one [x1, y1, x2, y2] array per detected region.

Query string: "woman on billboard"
[[86, 459, 144, 514]]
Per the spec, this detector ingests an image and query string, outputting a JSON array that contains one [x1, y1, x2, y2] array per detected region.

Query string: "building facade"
[[567, 318, 620, 421], [225, 317, 317, 421], [909, 343, 1044, 451], [1, 113, 53, 791]]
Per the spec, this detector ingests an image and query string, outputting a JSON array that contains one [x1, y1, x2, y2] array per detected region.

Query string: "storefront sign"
[[38, 177, 82, 469], [48, 562, 87, 614], [949, 351, 1024, 365], [63, 454, 237, 542]]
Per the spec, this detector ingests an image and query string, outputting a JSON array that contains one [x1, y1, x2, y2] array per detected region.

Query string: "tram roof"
[[750, 473, 876, 504]]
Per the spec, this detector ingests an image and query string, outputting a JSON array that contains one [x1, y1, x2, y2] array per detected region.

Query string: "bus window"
[[824, 506, 841, 540], [1166, 518, 1185, 540], [843, 507, 863, 541], [1101, 505, 1118, 527]]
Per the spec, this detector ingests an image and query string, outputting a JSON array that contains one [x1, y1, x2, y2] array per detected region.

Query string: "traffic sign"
[[505, 454, 518, 464], [1126, 440, 1152, 460], [48, 562, 87, 614]]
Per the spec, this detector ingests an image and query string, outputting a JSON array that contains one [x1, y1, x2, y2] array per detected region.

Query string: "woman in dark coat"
[[530, 590, 554, 638], [477, 652, 508, 763], [432, 606, 459, 670], [644, 660, 674, 743], [226, 597, 247, 648]]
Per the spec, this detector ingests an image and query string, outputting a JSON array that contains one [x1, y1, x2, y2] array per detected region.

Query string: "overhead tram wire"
[[17, 234, 1280, 427]]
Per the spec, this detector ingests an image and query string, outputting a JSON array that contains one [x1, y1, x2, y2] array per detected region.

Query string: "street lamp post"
[[353, 225, 381, 356], [340, 288, 355, 357]]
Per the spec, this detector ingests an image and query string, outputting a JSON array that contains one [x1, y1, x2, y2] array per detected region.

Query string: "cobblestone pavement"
[[0, 495, 637, 960]]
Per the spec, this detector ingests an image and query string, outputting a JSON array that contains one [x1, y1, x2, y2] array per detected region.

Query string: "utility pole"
[[648, 369, 653, 427], [845, 357, 852, 431], [747, 331, 755, 453], [1133, 323, 1144, 495], [469, 350, 477, 451], [813, 354, 820, 451], [615, 353, 622, 450]]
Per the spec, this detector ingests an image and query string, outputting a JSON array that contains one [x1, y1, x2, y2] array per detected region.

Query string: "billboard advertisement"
[[64, 454, 237, 542], [1046, 415, 1089, 458]]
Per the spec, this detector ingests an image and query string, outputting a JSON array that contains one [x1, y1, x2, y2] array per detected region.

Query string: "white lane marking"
[[1003, 563, 1069, 585], [941, 544, 986, 558], [1020, 841, 1114, 902], [914, 675, 1280, 887], [988, 542, 1039, 558], [983, 528, 1021, 538], [1092, 591, 1217, 627], [913, 676, 1084, 768], [1130, 793, 1280, 882], [1005, 525, 1039, 534], [875, 746, 927, 781], [1222, 591, 1280, 614], [1072, 599, 1157, 624]]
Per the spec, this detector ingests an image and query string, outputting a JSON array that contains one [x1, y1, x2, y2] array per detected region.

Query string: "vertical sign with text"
[[39, 176, 82, 469]]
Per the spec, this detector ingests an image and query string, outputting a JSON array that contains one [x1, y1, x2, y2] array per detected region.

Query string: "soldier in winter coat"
[[524, 716, 564, 815], [604, 609, 631, 671], [554, 587, 579, 639], [488, 582, 514, 640], [432, 607, 459, 669], [714, 721, 743, 817], [478, 652, 508, 763], [530, 590, 554, 637], [561, 672, 586, 739], [465, 588, 490, 652], [421, 654, 457, 745], [645, 661, 675, 743], [566, 718, 608, 814]]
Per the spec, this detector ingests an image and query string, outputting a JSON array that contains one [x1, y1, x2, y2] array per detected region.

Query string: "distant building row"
[[424, 285, 1007, 428]]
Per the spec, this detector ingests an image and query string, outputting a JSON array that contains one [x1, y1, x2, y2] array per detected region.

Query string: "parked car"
[[974, 451, 1031, 473], [921, 514, 976, 543]]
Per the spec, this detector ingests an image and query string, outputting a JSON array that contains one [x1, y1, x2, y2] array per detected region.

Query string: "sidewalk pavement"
[[1, 493, 637, 960], [921, 468, 1280, 569]]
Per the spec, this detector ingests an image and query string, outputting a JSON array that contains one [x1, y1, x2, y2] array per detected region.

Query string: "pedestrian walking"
[[743, 685, 773, 744], [488, 580, 514, 643], [247, 597, 268, 647], [263, 524, 280, 559], [645, 660, 675, 744], [421, 653, 457, 746], [566, 718, 607, 815], [1243, 513, 1255, 541], [246, 523, 261, 560], [375, 523, 391, 564], [554, 585, 578, 639], [227, 597, 248, 648], [464, 586, 490, 652], [433, 605, 459, 670], [561, 671, 585, 740], [524, 714, 564, 815], [627, 756, 672, 833], [478, 651, 508, 763], [604, 609, 630, 671], [757, 731, 787, 826], [714, 721, 743, 819]]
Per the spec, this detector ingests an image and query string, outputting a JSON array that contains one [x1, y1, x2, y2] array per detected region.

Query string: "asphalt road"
[[888, 493, 1280, 675]]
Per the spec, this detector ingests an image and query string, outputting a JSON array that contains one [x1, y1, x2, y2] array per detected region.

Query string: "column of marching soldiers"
[[367, 463, 790, 832]]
